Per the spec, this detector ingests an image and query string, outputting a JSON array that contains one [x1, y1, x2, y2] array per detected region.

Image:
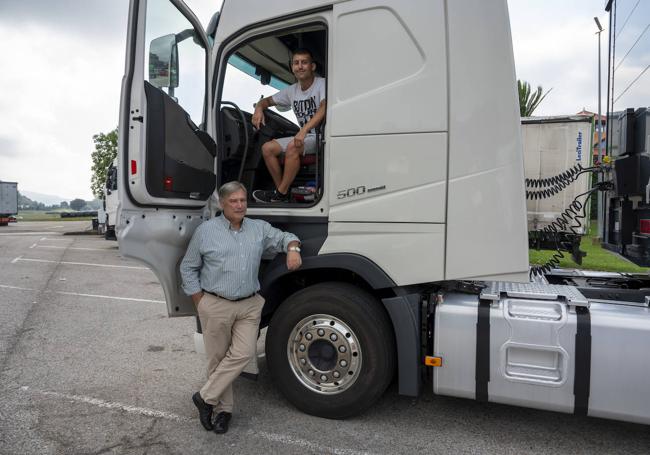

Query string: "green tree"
[[518, 80, 552, 117], [91, 128, 118, 199], [70, 198, 86, 211]]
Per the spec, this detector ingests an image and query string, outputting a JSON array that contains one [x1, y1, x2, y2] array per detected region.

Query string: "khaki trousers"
[[197, 292, 264, 413]]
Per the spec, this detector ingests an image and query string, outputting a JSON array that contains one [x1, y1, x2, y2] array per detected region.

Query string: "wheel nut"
[[317, 329, 325, 336], [330, 334, 338, 341], [340, 360, 348, 367], [299, 344, 306, 352], [300, 358, 307, 365], [320, 374, 327, 381], [305, 333, 313, 340], [333, 371, 341, 378], [308, 369, 315, 376], [338, 345, 347, 353]]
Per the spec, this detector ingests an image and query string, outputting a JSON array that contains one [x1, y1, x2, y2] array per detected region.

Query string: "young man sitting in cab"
[[251, 48, 326, 203]]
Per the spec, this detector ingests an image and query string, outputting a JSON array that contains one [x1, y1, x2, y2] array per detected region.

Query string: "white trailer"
[[0, 181, 18, 226], [523, 115, 594, 234], [116, 0, 650, 425]]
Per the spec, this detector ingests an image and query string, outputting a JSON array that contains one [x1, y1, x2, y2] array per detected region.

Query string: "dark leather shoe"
[[192, 392, 213, 431], [213, 411, 232, 434]]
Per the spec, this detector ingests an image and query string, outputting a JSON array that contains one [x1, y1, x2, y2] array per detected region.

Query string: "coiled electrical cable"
[[525, 163, 584, 189], [525, 164, 603, 200], [529, 187, 599, 278]]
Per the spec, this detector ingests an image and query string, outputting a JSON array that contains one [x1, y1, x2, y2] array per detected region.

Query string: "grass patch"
[[529, 224, 649, 273], [16, 211, 95, 222]]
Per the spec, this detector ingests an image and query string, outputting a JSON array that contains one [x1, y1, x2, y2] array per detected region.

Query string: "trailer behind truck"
[[0, 181, 18, 226], [523, 115, 595, 262]]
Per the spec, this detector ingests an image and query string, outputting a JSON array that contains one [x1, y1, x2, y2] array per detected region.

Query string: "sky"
[[0, 0, 648, 202]]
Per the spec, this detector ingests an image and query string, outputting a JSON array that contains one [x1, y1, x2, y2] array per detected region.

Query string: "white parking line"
[[0, 232, 56, 236], [0, 284, 34, 291], [55, 291, 164, 304], [29, 243, 37, 249], [0, 284, 163, 303], [22, 387, 189, 423], [12, 257, 148, 270], [20, 387, 377, 455], [35, 245, 107, 251], [39, 237, 68, 241], [248, 430, 377, 455]]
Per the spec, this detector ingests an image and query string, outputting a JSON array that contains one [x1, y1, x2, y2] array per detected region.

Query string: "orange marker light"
[[424, 356, 442, 367]]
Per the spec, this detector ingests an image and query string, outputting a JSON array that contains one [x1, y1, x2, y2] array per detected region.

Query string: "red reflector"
[[640, 219, 650, 234], [164, 176, 173, 192], [130, 160, 137, 175]]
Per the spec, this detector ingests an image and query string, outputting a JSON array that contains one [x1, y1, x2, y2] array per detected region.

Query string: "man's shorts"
[[274, 134, 317, 155]]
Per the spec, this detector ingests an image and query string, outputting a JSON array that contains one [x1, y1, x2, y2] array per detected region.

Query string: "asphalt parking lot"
[[1, 221, 650, 454]]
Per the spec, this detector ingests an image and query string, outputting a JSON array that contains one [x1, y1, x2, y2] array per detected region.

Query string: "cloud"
[[0, 21, 124, 199], [0, 0, 217, 199], [0, 0, 128, 41], [510, 0, 650, 116], [0, 136, 18, 159]]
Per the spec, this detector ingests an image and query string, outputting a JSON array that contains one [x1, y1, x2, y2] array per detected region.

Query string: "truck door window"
[[136, 0, 215, 202], [145, 0, 206, 127]]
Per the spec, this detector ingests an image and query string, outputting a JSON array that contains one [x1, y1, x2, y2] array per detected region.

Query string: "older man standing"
[[180, 181, 301, 434]]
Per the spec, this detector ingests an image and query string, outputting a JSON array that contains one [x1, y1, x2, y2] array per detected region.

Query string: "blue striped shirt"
[[180, 215, 299, 300]]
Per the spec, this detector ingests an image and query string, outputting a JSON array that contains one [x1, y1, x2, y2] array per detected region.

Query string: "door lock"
[[132, 115, 143, 122]]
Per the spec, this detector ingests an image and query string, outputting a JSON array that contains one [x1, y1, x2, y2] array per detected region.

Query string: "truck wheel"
[[266, 282, 395, 419]]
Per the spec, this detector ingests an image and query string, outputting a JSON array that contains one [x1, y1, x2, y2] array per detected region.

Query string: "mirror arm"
[[175, 28, 195, 44]]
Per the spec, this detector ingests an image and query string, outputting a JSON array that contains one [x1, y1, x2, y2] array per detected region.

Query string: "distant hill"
[[21, 190, 72, 205]]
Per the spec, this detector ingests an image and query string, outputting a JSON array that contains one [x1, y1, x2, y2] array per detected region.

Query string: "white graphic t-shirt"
[[272, 77, 326, 133]]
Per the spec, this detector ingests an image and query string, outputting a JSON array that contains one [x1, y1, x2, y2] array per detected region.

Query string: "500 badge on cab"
[[337, 185, 366, 199]]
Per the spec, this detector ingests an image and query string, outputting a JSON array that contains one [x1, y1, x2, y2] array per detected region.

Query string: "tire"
[[266, 282, 396, 419]]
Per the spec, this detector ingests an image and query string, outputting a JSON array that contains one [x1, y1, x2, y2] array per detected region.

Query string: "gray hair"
[[218, 181, 247, 200]]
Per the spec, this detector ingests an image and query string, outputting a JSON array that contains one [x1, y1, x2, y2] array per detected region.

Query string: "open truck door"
[[118, 0, 215, 316]]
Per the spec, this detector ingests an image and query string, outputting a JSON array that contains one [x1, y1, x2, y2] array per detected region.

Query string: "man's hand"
[[191, 291, 204, 306], [252, 107, 265, 129], [293, 129, 306, 149], [286, 251, 302, 271]]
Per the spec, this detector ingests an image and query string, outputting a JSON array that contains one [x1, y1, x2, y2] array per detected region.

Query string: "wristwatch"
[[288, 246, 301, 253]]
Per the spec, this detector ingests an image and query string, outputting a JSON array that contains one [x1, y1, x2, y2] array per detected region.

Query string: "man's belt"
[[202, 289, 256, 302]]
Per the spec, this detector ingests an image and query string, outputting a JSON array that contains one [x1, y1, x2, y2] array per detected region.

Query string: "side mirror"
[[149, 34, 179, 89]]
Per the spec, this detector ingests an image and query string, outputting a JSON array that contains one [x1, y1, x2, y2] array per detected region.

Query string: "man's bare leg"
[[261, 140, 283, 189], [277, 142, 303, 195]]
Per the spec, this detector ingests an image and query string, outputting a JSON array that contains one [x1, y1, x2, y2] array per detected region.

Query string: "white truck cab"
[[118, 0, 650, 424]]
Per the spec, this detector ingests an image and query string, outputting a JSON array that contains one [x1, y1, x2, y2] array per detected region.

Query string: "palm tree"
[[518, 80, 552, 116]]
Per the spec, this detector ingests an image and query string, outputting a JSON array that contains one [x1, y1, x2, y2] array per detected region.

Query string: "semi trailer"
[[116, 0, 650, 424], [0, 181, 18, 226], [523, 115, 594, 263]]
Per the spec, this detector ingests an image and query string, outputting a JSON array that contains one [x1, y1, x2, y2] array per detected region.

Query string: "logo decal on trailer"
[[576, 131, 583, 162]]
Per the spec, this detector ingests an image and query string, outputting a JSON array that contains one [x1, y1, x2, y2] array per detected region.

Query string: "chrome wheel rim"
[[287, 313, 362, 394]]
